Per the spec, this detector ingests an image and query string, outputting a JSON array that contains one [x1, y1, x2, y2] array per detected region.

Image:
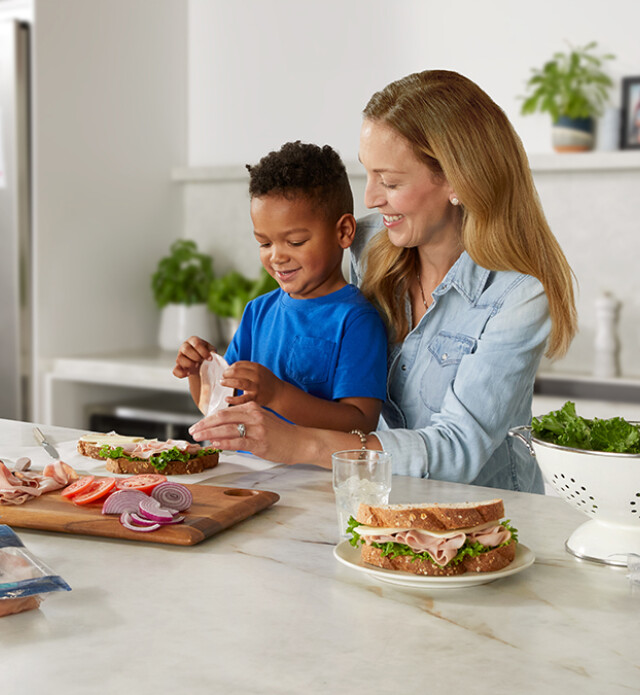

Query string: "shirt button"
[[401, 364, 407, 371], [442, 353, 448, 360]]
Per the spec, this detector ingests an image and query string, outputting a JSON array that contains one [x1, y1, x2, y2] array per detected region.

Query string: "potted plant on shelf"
[[208, 268, 279, 344], [152, 239, 216, 351], [520, 41, 615, 152]]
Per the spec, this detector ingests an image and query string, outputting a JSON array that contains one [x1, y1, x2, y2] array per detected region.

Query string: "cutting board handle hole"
[[223, 489, 258, 497]]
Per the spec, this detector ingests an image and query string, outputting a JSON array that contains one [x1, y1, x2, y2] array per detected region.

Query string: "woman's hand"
[[220, 361, 283, 407], [173, 336, 216, 378], [188, 401, 305, 464]]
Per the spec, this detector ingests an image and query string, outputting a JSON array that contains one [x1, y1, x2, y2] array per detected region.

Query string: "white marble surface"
[[0, 419, 638, 694]]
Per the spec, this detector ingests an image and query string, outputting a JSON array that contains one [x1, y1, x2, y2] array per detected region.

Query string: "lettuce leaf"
[[531, 401, 640, 453], [346, 516, 518, 568], [98, 445, 220, 473]]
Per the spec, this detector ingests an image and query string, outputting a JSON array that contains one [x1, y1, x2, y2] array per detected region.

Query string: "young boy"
[[173, 141, 387, 434]]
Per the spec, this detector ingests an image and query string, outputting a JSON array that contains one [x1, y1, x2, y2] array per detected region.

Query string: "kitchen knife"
[[33, 427, 60, 460]]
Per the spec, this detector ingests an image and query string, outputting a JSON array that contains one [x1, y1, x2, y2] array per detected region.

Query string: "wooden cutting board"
[[0, 481, 280, 546]]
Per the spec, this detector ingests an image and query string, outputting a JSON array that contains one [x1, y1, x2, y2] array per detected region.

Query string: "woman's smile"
[[382, 213, 404, 228]]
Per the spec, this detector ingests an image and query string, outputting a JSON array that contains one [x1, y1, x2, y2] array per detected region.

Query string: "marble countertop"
[[0, 419, 638, 694]]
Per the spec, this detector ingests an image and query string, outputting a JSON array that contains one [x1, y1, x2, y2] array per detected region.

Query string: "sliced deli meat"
[[0, 459, 79, 505]]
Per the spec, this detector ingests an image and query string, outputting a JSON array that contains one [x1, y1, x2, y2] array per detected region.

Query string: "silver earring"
[[450, 197, 459, 206]]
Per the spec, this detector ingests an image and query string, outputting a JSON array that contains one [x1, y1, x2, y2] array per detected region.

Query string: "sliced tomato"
[[115, 474, 167, 493], [61, 475, 95, 499], [72, 478, 117, 505]]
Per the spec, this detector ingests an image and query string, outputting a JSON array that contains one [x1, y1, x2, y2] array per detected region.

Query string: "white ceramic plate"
[[333, 540, 535, 589]]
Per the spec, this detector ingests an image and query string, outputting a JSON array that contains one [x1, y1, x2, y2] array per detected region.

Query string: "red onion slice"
[[102, 489, 149, 515], [119, 512, 161, 532], [151, 482, 193, 512], [162, 514, 185, 525], [138, 496, 176, 522], [129, 512, 163, 527]]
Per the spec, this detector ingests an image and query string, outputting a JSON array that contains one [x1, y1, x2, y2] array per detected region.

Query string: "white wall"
[[187, 0, 640, 164], [418, 0, 639, 155], [187, 0, 430, 166]]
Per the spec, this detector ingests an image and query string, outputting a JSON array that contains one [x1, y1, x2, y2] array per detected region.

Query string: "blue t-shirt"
[[224, 284, 387, 403]]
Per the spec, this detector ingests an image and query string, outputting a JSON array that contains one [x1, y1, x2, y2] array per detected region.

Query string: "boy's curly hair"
[[246, 141, 353, 225]]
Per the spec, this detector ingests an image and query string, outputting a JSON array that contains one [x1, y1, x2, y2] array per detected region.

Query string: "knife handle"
[[33, 427, 46, 444]]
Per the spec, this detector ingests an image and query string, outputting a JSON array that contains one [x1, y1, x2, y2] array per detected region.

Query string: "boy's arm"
[[272, 384, 382, 432], [220, 361, 381, 432]]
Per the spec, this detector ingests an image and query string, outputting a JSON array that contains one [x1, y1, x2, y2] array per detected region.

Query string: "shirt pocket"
[[421, 331, 477, 411], [286, 336, 337, 385]]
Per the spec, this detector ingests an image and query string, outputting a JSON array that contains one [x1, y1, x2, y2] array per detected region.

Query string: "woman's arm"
[[188, 401, 383, 468]]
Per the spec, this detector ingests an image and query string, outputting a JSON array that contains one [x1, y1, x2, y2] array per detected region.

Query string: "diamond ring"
[[237, 423, 247, 438]]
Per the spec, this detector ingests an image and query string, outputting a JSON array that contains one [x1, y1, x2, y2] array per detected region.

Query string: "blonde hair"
[[360, 70, 577, 359]]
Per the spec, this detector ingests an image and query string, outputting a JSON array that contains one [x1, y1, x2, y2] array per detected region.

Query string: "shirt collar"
[[432, 251, 491, 305]]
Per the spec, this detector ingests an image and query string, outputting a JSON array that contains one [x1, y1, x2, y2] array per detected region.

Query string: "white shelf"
[[537, 370, 640, 387], [172, 151, 640, 183], [528, 150, 640, 172]]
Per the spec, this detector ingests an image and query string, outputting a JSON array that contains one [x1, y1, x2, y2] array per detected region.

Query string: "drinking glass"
[[332, 449, 392, 538]]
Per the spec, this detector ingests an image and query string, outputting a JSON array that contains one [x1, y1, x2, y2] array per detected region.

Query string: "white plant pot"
[[158, 303, 219, 352], [218, 316, 241, 346]]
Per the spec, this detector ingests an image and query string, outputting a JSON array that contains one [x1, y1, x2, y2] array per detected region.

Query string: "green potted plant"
[[208, 268, 279, 343], [520, 41, 615, 152], [152, 239, 217, 351]]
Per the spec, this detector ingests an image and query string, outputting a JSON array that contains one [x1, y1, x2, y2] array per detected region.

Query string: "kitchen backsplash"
[[174, 155, 640, 380]]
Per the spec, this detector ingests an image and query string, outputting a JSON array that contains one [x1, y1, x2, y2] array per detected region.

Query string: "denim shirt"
[[350, 214, 548, 493]]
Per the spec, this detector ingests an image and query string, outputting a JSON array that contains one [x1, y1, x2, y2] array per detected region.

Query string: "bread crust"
[[361, 541, 516, 576], [104, 452, 219, 476], [463, 541, 516, 573], [355, 499, 505, 531], [361, 544, 466, 576], [77, 436, 142, 460]]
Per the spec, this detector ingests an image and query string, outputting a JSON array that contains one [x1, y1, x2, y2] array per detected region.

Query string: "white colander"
[[510, 426, 640, 566]]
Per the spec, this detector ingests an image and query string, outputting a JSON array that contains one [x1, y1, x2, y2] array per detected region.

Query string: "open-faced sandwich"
[[347, 499, 517, 576], [77, 433, 219, 475]]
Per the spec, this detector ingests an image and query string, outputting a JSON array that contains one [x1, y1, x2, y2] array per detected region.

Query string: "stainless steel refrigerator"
[[0, 20, 31, 421]]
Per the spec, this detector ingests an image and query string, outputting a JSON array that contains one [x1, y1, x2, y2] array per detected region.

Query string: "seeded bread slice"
[[77, 434, 144, 460], [361, 544, 466, 576], [355, 499, 505, 532], [104, 452, 219, 476], [361, 539, 516, 576]]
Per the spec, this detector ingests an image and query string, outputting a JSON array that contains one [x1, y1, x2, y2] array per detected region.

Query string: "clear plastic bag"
[[0, 525, 71, 617], [197, 352, 234, 416]]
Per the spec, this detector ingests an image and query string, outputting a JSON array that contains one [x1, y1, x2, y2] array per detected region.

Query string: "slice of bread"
[[104, 451, 219, 476], [356, 499, 505, 532], [77, 433, 144, 459], [361, 540, 516, 576], [361, 544, 466, 576]]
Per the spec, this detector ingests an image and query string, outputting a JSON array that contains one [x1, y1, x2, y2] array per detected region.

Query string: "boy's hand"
[[221, 361, 283, 407], [173, 336, 216, 378]]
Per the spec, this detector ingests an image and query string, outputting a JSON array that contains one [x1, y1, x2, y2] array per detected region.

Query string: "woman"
[[188, 70, 577, 493]]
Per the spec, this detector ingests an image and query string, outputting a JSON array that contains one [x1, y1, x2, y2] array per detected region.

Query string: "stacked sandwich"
[[347, 499, 517, 576]]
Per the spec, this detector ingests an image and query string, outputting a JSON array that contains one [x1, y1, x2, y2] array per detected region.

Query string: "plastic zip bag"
[[0, 525, 71, 617], [197, 352, 234, 416]]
